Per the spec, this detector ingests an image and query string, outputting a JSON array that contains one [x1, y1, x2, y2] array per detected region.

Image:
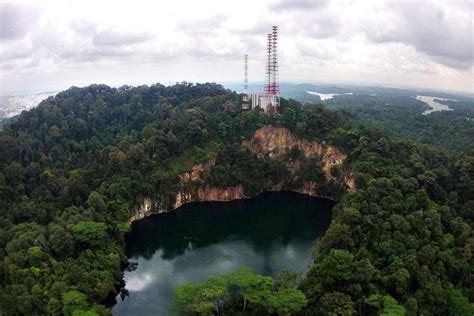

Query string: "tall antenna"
[[271, 26, 279, 96], [242, 54, 249, 110], [265, 33, 272, 94]]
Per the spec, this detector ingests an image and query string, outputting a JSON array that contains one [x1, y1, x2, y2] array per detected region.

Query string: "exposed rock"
[[175, 185, 245, 208], [128, 185, 245, 224], [180, 157, 216, 183], [343, 171, 356, 191], [243, 125, 346, 181], [129, 125, 355, 223], [129, 198, 155, 223]]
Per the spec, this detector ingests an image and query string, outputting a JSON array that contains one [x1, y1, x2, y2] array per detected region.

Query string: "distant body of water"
[[112, 191, 334, 316], [306, 91, 353, 100], [416, 95, 457, 115]]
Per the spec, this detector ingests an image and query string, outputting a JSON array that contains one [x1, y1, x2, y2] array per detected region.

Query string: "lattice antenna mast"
[[265, 33, 272, 94], [242, 54, 249, 110], [271, 26, 279, 96]]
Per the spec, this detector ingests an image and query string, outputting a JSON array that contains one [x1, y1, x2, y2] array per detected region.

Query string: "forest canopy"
[[0, 82, 472, 315]]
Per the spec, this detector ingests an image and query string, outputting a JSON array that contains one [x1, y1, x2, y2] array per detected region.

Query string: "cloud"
[[93, 29, 154, 46], [176, 14, 228, 37], [364, 1, 473, 69], [296, 38, 337, 61], [0, 37, 34, 61], [269, 0, 329, 12], [300, 10, 341, 38], [0, 2, 42, 40], [267, 1, 341, 39], [0, 0, 472, 94], [71, 20, 154, 47]]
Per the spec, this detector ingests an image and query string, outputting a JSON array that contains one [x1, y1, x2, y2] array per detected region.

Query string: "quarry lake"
[[112, 191, 334, 315]]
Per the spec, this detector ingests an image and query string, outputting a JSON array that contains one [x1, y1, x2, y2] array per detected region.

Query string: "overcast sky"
[[1, 0, 473, 94]]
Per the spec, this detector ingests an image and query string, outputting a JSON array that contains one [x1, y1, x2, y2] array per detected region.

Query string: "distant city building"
[[242, 54, 249, 110], [242, 26, 280, 114]]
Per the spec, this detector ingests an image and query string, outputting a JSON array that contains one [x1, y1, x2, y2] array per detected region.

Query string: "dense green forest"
[[273, 83, 474, 154], [0, 83, 472, 315], [228, 83, 474, 154], [323, 93, 474, 154]]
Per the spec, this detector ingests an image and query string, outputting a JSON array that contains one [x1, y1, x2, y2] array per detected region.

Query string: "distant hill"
[[224, 82, 474, 153]]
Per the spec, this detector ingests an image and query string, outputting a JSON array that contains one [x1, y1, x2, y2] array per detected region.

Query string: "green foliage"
[[72, 221, 108, 249], [175, 281, 227, 315], [447, 288, 472, 316], [318, 291, 356, 315], [0, 82, 471, 315], [62, 290, 89, 316], [86, 191, 107, 213], [265, 288, 307, 315], [380, 295, 406, 316], [302, 122, 473, 315], [320, 91, 474, 154], [174, 267, 307, 315]]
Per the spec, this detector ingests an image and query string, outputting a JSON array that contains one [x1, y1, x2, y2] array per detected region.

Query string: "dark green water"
[[112, 191, 334, 315]]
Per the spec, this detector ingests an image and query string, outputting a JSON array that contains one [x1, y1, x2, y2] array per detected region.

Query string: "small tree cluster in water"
[[174, 268, 307, 315]]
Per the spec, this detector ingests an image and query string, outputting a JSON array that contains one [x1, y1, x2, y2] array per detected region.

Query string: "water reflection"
[[113, 191, 333, 315]]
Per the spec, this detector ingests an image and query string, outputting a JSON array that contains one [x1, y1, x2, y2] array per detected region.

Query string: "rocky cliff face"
[[243, 125, 354, 187], [129, 184, 246, 223], [130, 125, 355, 223]]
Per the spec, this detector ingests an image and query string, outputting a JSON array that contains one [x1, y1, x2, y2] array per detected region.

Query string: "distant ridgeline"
[[0, 83, 472, 315], [274, 83, 474, 154]]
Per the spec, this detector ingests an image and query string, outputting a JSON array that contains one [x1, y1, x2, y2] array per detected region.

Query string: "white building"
[[250, 93, 279, 114]]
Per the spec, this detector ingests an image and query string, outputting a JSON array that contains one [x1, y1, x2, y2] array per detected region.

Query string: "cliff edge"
[[130, 125, 354, 222]]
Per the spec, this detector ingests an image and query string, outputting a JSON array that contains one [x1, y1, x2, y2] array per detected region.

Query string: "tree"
[[62, 290, 89, 316], [318, 291, 356, 315], [174, 267, 307, 315], [71, 221, 107, 249], [175, 284, 204, 314], [49, 224, 75, 258], [175, 276, 228, 315], [380, 295, 406, 316], [266, 289, 307, 315], [316, 249, 354, 287], [86, 191, 107, 213], [318, 224, 355, 255], [447, 288, 472, 316], [275, 269, 300, 290], [227, 267, 274, 311]]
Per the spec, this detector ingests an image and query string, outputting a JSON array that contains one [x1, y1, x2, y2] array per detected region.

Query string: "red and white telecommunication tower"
[[265, 33, 272, 94], [270, 26, 279, 96], [242, 25, 280, 113]]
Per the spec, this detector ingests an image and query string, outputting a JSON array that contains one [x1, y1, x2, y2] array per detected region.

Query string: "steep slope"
[[243, 125, 355, 188], [130, 125, 354, 222]]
